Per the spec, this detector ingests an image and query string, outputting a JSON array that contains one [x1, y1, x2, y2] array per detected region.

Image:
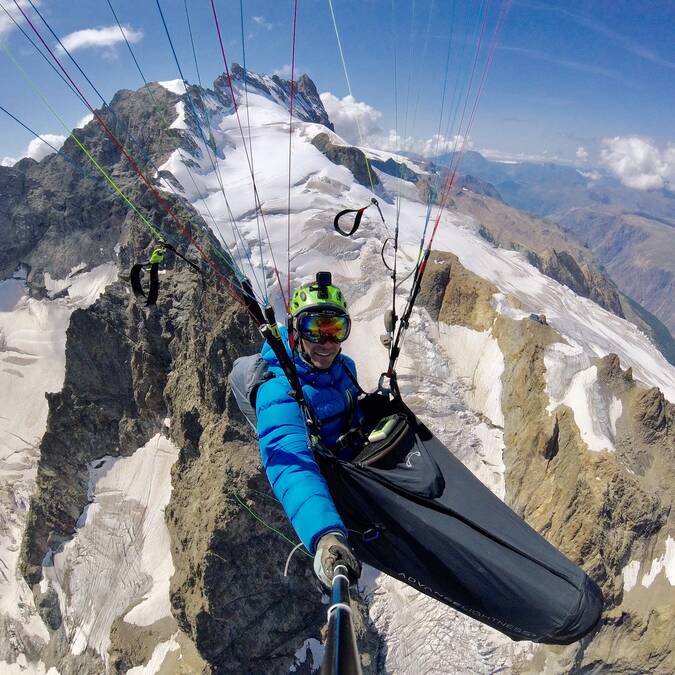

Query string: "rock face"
[[417, 251, 498, 330], [419, 250, 675, 674], [161, 286, 329, 674], [229, 64, 334, 129], [3, 71, 379, 673], [558, 207, 675, 336], [0, 83, 184, 284], [369, 157, 420, 184], [528, 247, 624, 317], [311, 132, 380, 188]]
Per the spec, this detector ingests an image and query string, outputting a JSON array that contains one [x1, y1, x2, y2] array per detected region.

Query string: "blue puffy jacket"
[[256, 327, 361, 553]]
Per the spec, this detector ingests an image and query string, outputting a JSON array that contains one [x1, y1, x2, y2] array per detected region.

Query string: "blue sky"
[[1, 0, 673, 177]]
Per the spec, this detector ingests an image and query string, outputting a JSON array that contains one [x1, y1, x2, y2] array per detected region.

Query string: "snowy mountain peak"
[[1, 65, 674, 674], [213, 65, 333, 128]]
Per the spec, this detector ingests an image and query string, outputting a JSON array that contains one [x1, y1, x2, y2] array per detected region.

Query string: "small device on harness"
[[367, 414, 401, 442], [129, 241, 202, 307], [130, 245, 165, 306], [354, 413, 410, 467]]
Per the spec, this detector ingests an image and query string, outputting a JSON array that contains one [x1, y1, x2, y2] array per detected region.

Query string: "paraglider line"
[[156, 0, 267, 304], [210, 0, 289, 310], [105, 0, 260, 303], [6, 4, 262, 320], [286, 0, 298, 304]]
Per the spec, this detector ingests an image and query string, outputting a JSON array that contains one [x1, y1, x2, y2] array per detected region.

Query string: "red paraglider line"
[[427, 0, 509, 252], [210, 0, 289, 311], [11, 0, 262, 321]]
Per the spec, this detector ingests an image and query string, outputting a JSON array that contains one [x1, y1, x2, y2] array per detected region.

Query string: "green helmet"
[[289, 271, 348, 317]]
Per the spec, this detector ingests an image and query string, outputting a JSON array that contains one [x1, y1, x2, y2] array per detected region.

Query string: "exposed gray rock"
[[35, 586, 62, 631], [312, 132, 380, 188], [370, 157, 420, 184], [0, 83, 182, 283], [227, 64, 333, 129], [527, 247, 624, 317]]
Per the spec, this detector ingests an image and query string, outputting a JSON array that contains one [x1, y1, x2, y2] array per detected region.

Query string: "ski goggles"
[[296, 312, 351, 343]]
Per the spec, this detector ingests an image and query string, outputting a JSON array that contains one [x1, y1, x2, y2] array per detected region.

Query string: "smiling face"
[[301, 338, 341, 370]]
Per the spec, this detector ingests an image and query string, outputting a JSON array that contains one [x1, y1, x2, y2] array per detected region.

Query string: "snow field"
[[290, 638, 325, 672], [622, 560, 641, 593], [154, 75, 675, 672], [545, 343, 623, 453], [126, 635, 180, 675], [622, 536, 675, 595], [425, 219, 675, 403], [43, 434, 180, 659], [0, 264, 117, 653], [640, 536, 675, 588]]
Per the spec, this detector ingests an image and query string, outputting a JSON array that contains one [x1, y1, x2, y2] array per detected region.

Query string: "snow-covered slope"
[[43, 433, 179, 660], [3, 66, 674, 673], [0, 264, 117, 671], [154, 73, 675, 673]]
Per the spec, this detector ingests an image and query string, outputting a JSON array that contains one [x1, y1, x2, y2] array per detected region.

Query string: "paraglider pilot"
[[255, 272, 363, 586]]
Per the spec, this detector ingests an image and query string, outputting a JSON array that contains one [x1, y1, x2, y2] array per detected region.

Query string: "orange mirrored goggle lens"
[[297, 313, 351, 343]]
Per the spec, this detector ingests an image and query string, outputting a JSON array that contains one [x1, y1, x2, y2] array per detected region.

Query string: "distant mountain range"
[[430, 151, 675, 343], [434, 150, 675, 224]]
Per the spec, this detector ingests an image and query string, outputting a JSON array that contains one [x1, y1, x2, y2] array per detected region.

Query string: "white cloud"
[[26, 134, 66, 161], [381, 131, 469, 157], [600, 136, 675, 190], [320, 92, 383, 145], [0, 0, 37, 41], [76, 113, 94, 128], [1, 156, 17, 167], [273, 64, 292, 78], [576, 146, 589, 162], [578, 169, 602, 181], [320, 92, 472, 158], [57, 24, 142, 54], [252, 15, 273, 31], [479, 147, 560, 163]]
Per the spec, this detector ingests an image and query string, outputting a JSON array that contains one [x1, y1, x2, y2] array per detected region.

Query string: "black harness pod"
[[230, 357, 603, 644], [318, 394, 603, 644]]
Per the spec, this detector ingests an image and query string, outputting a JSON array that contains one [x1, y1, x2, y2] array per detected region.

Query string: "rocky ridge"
[[311, 132, 379, 188], [418, 251, 674, 674], [1, 71, 381, 673], [558, 207, 675, 336]]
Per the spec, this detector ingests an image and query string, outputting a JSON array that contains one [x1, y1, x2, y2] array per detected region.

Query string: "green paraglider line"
[[104, 0, 262, 306], [1, 43, 168, 243], [21, 0, 255, 305], [233, 494, 311, 558], [1, 40, 258, 316], [8, 0, 262, 322]]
